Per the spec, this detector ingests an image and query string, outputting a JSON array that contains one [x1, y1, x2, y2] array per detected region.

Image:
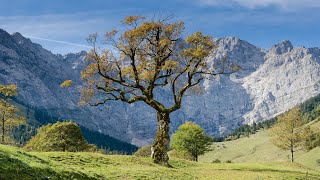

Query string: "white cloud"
[[198, 0, 320, 10]]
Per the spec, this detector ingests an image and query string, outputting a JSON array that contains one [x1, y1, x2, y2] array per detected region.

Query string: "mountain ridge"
[[0, 29, 319, 146]]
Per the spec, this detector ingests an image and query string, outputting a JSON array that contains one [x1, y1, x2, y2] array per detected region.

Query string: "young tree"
[[171, 122, 212, 161], [269, 108, 304, 162], [0, 84, 26, 144], [80, 16, 238, 165]]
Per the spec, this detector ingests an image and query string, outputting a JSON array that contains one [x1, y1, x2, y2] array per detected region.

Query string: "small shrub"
[[316, 159, 320, 166], [24, 122, 97, 152], [211, 159, 221, 163], [225, 160, 232, 163], [134, 145, 152, 157]]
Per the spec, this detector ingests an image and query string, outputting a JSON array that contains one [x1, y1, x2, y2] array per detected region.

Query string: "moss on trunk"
[[152, 111, 170, 166]]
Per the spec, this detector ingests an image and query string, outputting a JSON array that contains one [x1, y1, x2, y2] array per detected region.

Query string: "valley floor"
[[0, 144, 319, 180]]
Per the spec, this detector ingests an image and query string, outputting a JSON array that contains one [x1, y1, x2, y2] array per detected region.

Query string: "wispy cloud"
[[25, 35, 91, 48], [197, 0, 320, 10], [0, 11, 122, 54], [0, 10, 183, 54]]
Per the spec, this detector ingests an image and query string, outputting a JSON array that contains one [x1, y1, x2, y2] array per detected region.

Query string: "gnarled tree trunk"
[[152, 111, 170, 166]]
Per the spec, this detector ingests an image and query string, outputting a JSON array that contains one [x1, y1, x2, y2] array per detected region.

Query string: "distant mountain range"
[[0, 29, 319, 146]]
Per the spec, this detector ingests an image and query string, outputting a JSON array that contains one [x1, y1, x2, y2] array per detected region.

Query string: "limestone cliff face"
[[242, 41, 320, 123], [180, 38, 320, 137], [0, 29, 319, 146]]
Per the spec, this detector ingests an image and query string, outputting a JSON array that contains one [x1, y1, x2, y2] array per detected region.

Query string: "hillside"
[[0, 144, 319, 179], [200, 119, 320, 172]]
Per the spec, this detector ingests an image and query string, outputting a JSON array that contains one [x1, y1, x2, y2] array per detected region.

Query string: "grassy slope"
[[200, 119, 320, 173], [1, 144, 319, 180]]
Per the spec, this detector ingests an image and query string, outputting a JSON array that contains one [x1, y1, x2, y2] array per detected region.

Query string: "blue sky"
[[0, 0, 320, 54]]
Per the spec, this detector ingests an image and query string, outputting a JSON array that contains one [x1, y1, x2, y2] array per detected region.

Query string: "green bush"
[[134, 145, 152, 157], [211, 159, 221, 163], [24, 122, 97, 152], [171, 122, 212, 161]]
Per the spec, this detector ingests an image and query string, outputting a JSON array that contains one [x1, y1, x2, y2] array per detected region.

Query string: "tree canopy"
[[171, 122, 212, 161], [81, 15, 238, 111]]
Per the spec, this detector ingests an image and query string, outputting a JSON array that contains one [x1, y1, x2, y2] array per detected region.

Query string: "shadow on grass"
[[0, 150, 97, 180]]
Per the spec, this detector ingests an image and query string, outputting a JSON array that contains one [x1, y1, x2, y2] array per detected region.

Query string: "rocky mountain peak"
[[270, 40, 293, 54], [11, 32, 32, 45], [0, 29, 16, 48], [211, 37, 265, 76], [216, 37, 244, 49], [0, 29, 11, 38]]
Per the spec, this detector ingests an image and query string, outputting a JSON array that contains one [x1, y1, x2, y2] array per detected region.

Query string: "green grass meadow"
[[1, 143, 319, 179], [1, 118, 320, 179]]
